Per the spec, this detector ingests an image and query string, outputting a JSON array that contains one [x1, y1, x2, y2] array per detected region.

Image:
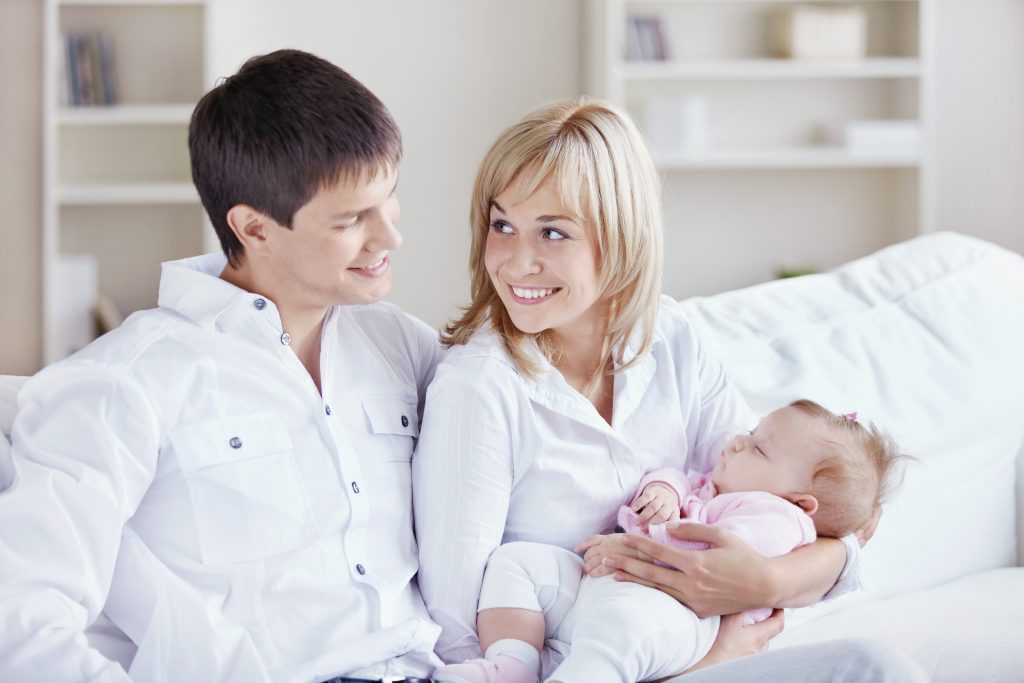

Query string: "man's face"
[[263, 166, 401, 309]]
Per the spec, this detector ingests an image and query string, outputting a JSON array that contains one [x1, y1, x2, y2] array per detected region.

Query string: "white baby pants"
[[477, 541, 719, 683]]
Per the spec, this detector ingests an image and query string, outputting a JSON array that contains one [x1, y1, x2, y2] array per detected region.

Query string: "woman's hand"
[[682, 609, 785, 674], [599, 522, 775, 617], [576, 533, 646, 577], [630, 483, 681, 527]]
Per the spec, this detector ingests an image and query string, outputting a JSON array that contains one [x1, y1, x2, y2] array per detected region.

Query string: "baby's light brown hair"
[[789, 399, 909, 538]]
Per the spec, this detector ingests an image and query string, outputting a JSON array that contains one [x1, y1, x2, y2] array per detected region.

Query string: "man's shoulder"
[[65, 307, 188, 372]]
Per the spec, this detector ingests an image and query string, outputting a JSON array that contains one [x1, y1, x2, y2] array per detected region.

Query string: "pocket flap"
[[170, 412, 293, 472], [362, 396, 419, 437]]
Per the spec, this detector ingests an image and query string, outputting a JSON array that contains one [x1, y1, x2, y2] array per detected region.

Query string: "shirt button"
[[253, 298, 267, 311], [229, 437, 243, 449], [325, 404, 332, 416], [280, 332, 291, 346], [401, 415, 409, 428], [351, 481, 360, 494], [356, 563, 366, 575]]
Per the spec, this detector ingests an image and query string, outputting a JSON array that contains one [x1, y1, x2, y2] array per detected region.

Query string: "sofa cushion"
[[680, 233, 1024, 607], [772, 567, 1024, 683]]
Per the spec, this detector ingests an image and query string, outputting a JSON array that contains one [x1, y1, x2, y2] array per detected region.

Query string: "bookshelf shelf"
[[57, 1, 204, 6], [57, 182, 200, 205], [57, 103, 195, 125], [653, 147, 921, 170], [621, 58, 921, 81]]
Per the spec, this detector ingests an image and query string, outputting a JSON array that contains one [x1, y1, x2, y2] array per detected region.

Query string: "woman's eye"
[[490, 220, 513, 234], [542, 227, 568, 240]]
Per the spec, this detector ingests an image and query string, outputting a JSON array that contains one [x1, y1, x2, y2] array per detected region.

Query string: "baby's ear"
[[789, 493, 819, 517]]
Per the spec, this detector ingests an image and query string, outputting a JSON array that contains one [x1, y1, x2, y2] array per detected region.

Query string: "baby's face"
[[711, 406, 829, 498]]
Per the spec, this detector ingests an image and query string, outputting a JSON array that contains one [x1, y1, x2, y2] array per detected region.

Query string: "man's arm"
[[0, 363, 158, 682]]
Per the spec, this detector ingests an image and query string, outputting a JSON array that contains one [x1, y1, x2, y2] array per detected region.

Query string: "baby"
[[432, 399, 908, 683]]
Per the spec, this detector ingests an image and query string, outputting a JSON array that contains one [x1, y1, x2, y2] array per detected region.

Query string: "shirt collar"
[[158, 253, 271, 331]]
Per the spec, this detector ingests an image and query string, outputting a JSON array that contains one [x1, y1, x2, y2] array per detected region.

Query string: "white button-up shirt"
[[413, 296, 862, 664], [0, 254, 443, 683]]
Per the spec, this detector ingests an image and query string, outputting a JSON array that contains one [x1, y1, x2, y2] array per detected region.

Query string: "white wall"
[[0, 0, 43, 375], [1, 0, 1021, 374], [931, 0, 1024, 249], [208, 0, 583, 330]]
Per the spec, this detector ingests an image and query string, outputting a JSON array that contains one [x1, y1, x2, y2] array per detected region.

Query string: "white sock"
[[485, 638, 541, 673]]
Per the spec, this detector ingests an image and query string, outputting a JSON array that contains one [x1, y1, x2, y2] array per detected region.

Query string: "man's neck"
[[220, 263, 328, 393]]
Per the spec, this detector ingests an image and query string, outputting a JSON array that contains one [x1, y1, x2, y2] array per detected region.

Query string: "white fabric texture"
[[478, 541, 717, 682], [413, 296, 862, 665], [679, 232, 1024, 681], [0, 254, 444, 683]]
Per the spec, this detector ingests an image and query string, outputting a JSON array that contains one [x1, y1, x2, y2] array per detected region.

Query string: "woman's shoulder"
[[652, 294, 701, 350], [435, 327, 522, 387]]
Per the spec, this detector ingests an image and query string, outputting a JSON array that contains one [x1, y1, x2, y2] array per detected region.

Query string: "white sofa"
[[2, 231, 1022, 681]]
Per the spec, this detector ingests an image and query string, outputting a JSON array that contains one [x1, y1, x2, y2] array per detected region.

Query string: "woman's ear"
[[226, 204, 272, 255], [789, 493, 819, 516]]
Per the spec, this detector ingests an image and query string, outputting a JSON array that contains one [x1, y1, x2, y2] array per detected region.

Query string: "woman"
[[413, 98, 923, 683]]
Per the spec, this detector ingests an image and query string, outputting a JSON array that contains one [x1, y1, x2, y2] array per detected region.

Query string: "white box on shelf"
[[644, 95, 712, 156], [53, 254, 99, 359], [822, 119, 921, 153], [774, 4, 868, 61]]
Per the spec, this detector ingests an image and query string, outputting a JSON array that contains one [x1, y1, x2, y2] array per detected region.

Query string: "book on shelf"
[[626, 16, 670, 62], [60, 32, 119, 107]]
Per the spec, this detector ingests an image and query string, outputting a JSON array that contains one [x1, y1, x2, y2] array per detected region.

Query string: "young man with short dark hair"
[[0, 49, 442, 683]]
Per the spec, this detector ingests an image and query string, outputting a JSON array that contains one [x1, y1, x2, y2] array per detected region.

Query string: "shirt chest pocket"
[[361, 396, 419, 463], [169, 412, 318, 566]]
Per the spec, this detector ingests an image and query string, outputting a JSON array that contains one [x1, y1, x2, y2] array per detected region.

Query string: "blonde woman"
[[413, 99, 924, 683]]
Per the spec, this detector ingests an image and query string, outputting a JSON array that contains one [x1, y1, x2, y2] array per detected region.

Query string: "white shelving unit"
[[585, 0, 933, 298], [42, 0, 212, 363]]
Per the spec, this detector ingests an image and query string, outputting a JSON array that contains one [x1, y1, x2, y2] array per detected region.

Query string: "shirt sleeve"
[[412, 358, 518, 664], [825, 533, 864, 600], [0, 362, 159, 682], [400, 312, 445, 414], [634, 468, 692, 506]]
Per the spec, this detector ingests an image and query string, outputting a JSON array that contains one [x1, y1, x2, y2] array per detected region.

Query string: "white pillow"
[[0, 375, 28, 490], [680, 232, 1024, 603]]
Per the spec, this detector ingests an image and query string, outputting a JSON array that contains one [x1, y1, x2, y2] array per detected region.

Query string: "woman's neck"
[[551, 327, 613, 424]]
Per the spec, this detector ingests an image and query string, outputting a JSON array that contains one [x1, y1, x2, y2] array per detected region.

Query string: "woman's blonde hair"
[[442, 97, 664, 388]]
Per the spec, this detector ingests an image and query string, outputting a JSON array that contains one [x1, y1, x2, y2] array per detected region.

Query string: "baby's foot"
[[432, 653, 539, 683]]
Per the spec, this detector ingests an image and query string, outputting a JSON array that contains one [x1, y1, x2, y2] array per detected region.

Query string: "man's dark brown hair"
[[189, 49, 402, 267]]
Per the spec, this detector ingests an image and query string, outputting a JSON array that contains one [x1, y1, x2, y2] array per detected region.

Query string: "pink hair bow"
[[841, 411, 858, 421]]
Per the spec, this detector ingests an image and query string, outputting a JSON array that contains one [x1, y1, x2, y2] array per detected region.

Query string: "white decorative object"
[[644, 95, 712, 156], [821, 119, 922, 153], [774, 4, 868, 61], [53, 254, 99, 359]]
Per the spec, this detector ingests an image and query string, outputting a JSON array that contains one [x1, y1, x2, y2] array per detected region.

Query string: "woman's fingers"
[[574, 534, 603, 554]]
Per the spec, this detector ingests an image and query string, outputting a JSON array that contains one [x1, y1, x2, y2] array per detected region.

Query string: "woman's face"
[[484, 176, 604, 340]]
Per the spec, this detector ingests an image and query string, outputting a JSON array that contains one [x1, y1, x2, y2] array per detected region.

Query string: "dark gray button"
[[401, 415, 409, 428], [253, 298, 267, 310], [351, 481, 360, 494], [356, 563, 366, 575], [229, 437, 242, 449], [280, 332, 291, 346], [325, 404, 332, 416]]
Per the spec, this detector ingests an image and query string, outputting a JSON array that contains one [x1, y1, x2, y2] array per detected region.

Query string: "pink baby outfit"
[[617, 468, 817, 624]]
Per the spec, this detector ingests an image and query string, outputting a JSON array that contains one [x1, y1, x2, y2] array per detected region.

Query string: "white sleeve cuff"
[[823, 533, 863, 600]]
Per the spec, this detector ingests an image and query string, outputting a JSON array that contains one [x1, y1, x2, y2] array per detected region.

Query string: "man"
[[0, 49, 441, 682]]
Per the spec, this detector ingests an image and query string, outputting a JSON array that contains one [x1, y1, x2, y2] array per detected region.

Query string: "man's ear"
[[226, 204, 273, 256], [789, 493, 819, 516]]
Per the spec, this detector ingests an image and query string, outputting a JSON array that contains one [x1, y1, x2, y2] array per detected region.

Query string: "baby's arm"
[[620, 468, 692, 530]]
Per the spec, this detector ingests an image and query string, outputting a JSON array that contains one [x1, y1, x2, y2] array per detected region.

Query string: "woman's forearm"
[[766, 537, 846, 607]]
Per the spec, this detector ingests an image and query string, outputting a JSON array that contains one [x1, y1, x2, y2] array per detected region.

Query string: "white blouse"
[[414, 297, 763, 663], [0, 254, 443, 683]]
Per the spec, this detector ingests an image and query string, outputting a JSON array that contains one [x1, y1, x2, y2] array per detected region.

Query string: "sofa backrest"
[[680, 232, 1024, 609]]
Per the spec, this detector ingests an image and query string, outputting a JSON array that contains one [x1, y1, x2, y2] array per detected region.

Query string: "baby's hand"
[[631, 483, 681, 527], [576, 533, 642, 577]]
